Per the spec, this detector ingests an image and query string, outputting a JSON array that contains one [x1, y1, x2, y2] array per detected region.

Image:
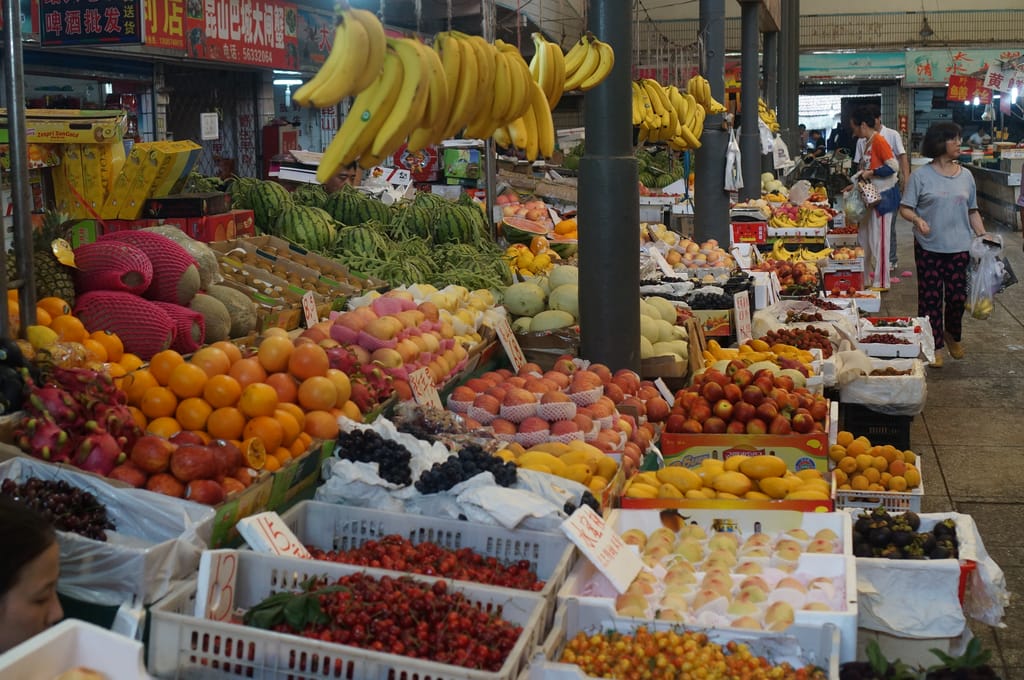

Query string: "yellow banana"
[[347, 9, 387, 94], [631, 81, 645, 126], [442, 34, 478, 138], [406, 40, 451, 152], [529, 33, 554, 104], [521, 98, 539, 160], [530, 80, 555, 158], [293, 13, 369, 108], [547, 40, 566, 109], [493, 125, 512, 148], [579, 39, 614, 91], [370, 37, 429, 158], [316, 48, 404, 183], [490, 46, 514, 125], [563, 33, 591, 75], [465, 36, 497, 131], [496, 41, 534, 122], [564, 35, 599, 91], [508, 115, 529, 150]]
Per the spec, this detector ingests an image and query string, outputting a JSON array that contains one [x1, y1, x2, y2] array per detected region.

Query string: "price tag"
[[831, 211, 845, 229], [487, 317, 527, 372], [653, 377, 675, 403], [645, 244, 676, 278], [51, 238, 77, 267], [194, 550, 240, 621], [237, 511, 313, 560], [767, 271, 782, 305], [560, 505, 643, 593], [408, 367, 443, 409], [301, 291, 319, 328], [733, 291, 752, 345]]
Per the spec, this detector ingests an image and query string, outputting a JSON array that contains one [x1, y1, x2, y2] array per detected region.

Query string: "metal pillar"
[[577, 0, 639, 372], [776, 0, 801, 154], [763, 31, 777, 109], [694, 0, 729, 246], [738, 0, 760, 201], [481, 0, 498, 239], [1, 1, 37, 337]]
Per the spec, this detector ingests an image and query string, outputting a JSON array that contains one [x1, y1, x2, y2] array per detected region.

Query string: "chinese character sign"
[[184, 0, 298, 69], [946, 75, 970, 102], [40, 0, 143, 45], [146, 0, 186, 50], [295, 7, 334, 72]]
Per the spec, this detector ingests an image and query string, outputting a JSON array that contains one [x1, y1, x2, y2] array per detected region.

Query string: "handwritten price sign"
[[195, 550, 239, 621], [408, 367, 442, 409], [301, 290, 319, 328], [487, 317, 527, 373], [237, 512, 312, 560], [560, 506, 643, 593]]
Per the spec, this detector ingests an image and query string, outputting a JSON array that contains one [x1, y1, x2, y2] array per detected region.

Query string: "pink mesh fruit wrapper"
[[99, 230, 199, 304], [150, 301, 206, 353], [72, 240, 153, 294], [73, 291, 175, 360]]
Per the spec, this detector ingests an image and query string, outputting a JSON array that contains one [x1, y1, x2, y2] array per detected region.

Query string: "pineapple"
[[5, 211, 77, 306]]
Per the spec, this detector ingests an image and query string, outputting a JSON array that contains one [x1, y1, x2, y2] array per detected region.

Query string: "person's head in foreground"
[[0, 495, 63, 653]]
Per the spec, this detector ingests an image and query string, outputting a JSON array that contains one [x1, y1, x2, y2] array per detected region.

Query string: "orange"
[[325, 369, 352, 407], [239, 382, 279, 418], [168, 362, 209, 399], [846, 437, 871, 458], [50, 315, 87, 342], [140, 386, 178, 419], [240, 437, 267, 470], [257, 335, 293, 373], [149, 350, 185, 386], [37, 297, 71, 319], [203, 374, 242, 408], [265, 372, 298, 404], [887, 475, 908, 492], [207, 407, 246, 441], [262, 454, 281, 472], [190, 430, 212, 444], [288, 343, 329, 380], [228, 357, 268, 388], [274, 447, 294, 465], [191, 346, 232, 377], [290, 434, 312, 457], [276, 402, 306, 432], [34, 308, 53, 327], [127, 406, 148, 429], [81, 338, 108, 363], [123, 369, 159, 405], [836, 430, 854, 447], [297, 376, 337, 411], [90, 330, 124, 362], [274, 409, 301, 446], [176, 397, 213, 431], [863, 467, 881, 484], [105, 362, 127, 382], [340, 399, 362, 423], [146, 416, 182, 438], [304, 410, 340, 439], [243, 415, 284, 453], [262, 327, 290, 338], [119, 353, 144, 372], [210, 340, 243, 366]]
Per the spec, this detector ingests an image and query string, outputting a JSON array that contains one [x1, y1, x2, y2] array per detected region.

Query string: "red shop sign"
[[183, 0, 299, 70]]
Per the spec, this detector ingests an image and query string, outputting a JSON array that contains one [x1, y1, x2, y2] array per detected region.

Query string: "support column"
[[762, 31, 777, 109], [694, 0, 729, 245], [738, 0, 761, 201], [578, 0, 639, 371], [776, 0, 801, 154], [481, 0, 498, 239], [1, 0, 37, 336]]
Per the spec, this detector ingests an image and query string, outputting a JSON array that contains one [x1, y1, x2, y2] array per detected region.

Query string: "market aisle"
[[879, 215, 1023, 676]]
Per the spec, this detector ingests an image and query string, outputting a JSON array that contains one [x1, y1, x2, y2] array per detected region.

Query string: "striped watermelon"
[[324, 186, 361, 225], [275, 205, 337, 252], [292, 183, 328, 209], [248, 181, 292, 234]]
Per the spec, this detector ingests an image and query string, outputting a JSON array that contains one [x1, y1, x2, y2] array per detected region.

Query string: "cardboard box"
[[442, 145, 482, 179], [391, 143, 440, 182], [148, 216, 204, 236], [822, 268, 864, 293], [231, 209, 256, 238], [144, 192, 231, 218], [11, 108, 127, 144], [730, 219, 768, 244], [691, 308, 733, 337]]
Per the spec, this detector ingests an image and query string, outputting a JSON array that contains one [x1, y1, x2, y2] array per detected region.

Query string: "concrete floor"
[[876, 214, 1021, 675]]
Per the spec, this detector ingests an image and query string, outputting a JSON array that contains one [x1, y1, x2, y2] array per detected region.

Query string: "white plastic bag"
[[758, 119, 775, 155], [772, 134, 792, 170], [724, 128, 743, 191], [966, 235, 1004, 320]]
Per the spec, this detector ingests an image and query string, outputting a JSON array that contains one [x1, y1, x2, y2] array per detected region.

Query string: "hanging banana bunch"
[[562, 32, 615, 92], [685, 75, 727, 115], [631, 78, 704, 151]]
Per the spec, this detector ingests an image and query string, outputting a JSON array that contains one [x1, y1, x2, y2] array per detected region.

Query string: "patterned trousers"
[[914, 241, 970, 349]]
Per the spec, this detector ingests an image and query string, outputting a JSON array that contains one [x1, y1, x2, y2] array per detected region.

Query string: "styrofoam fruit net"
[[536, 401, 577, 422], [466, 405, 497, 425], [499, 402, 538, 423], [568, 386, 603, 406], [514, 429, 550, 448]]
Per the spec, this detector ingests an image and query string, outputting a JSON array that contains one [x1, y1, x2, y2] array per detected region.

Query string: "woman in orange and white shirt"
[[851, 107, 900, 290]]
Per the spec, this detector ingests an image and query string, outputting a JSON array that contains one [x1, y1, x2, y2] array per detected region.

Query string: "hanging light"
[[1012, 86, 1020, 101], [918, 15, 934, 39], [973, 95, 980, 106]]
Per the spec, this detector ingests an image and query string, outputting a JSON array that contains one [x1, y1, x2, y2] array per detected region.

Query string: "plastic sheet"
[[0, 457, 214, 606], [837, 357, 927, 416]]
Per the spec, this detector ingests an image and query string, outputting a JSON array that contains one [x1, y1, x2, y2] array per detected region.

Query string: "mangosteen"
[[879, 545, 902, 559], [854, 515, 873, 536], [868, 526, 893, 548], [918, 533, 937, 554], [891, 530, 914, 548], [853, 541, 874, 558], [929, 545, 951, 560], [901, 543, 925, 559], [932, 519, 955, 539], [901, 511, 921, 531], [870, 506, 892, 522]]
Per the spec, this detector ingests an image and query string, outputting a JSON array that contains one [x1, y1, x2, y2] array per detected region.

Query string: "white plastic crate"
[[833, 456, 924, 512], [148, 550, 545, 680], [528, 600, 840, 679], [0, 619, 151, 679], [278, 501, 575, 634]]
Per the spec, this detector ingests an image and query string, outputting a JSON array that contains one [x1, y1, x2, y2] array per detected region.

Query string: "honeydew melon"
[[548, 265, 579, 291], [548, 284, 579, 320], [646, 296, 679, 324], [530, 310, 575, 332], [503, 282, 547, 317]]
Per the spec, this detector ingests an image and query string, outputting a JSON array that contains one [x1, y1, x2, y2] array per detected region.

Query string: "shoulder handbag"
[[857, 178, 881, 208]]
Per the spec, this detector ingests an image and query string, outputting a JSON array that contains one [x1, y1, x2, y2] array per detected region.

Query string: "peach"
[[765, 601, 795, 631], [659, 593, 689, 612], [727, 600, 759, 617], [803, 602, 833, 611], [504, 376, 528, 389], [731, 616, 762, 630], [664, 569, 697, 587], [706, 548, 738, 567], [542, 370, 570, 389], [814, 528, 839, 542], [655, 608, 685, 621], [708, 533, 740, 552], [776, 577, 807, 593], [541, 390, 572, 404], [517, 416, 550, 433], [589, 363, 613, 384], [517, 362, 544, 377], [471, 393, 501, 415], [743, 533, 772, 549], [590, 401, 615, 419], [502, 387, 538, 406], [785, 528, 810, 540], [570, 370, 603, 390], [807, 538, 836, 554], [485, 386, 508, 402], [603, 382, 625, 404], [491, 418, 517, 436], [692, 589, 727, 610], [550, 420, 580, 436], [701, 574, 733, 597], [736, 561, 764, 575], [620, 529, 647, 549], [451, 386, 477, 402], [573, 414, 594, 433], [740, 547, 771, 558]]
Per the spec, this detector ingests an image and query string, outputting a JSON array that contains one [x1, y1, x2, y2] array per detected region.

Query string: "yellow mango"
[[724, 456, 745, 472], [518, 451, 567, 477], [685, 489, 707, 500], [567, 440, 605, 458], [795, 469, 824, 481], [563, 463, 594, 485], [656, 466, 703, 492], [634, 472, 661, 487], [560, 450, 598, 474], [758, 477, 790, 499], [781, 474, 806, 493], [796, 479, 831, 495], [744, 491, 772, 500], [495, 449, 516, 463], [596, 455, 619, 480], [523, 463, 552, 475], [784, 489, 830, 501], [711, 471, 753, 496], [530, 441, 571, 456], [716, 492, 740, 500], [739, 455, 787, 480], [588, 476, 609, 495], [658, 483, 685, 499], [625, 482, 660, 499]]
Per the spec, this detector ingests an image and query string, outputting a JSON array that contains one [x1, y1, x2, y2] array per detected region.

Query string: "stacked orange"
[[120, 328, 359, 471]]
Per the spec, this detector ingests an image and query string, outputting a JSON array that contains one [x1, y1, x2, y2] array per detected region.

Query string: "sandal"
[[930, 350, 944, 368], [944, 334, 965, 359]]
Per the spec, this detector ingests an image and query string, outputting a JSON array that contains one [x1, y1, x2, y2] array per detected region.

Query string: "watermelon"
[[502, 216, 549, 245], [248, 181, 292, 234], [275, 205, 337, 252], [549, 238, 578, 259], [292, 183, 328, 209]]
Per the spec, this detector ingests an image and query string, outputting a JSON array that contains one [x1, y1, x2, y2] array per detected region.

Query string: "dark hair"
[[0, 496, 57, 596], [850, 105, 876, 129], [920, 121, 962, 158]]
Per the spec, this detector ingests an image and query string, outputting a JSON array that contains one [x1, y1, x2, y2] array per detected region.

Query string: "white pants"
[[860, 208, 891, 289]]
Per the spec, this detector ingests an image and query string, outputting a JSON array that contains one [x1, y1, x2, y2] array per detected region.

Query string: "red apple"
[[755, 400, 779, 422], [791, 411, 815, 434], [741, 385, 765, 406], [732, 368, 754, 388], [702, 417, 727, 434], [726, 420, 747, 434], [723, 383, 743, 404], [665, 414, 688, 433], [712, 399, 734, 421], [702, 381, 725, 403], [645, 397, 670, 422], [773, 374, 795, 391], [732, 401, 756, 423], [681, 418, 704, 433], [754, 376, 775, 395], [746, 418, 768, 435], [768, 387, 789, 405], [753, 368, 775, 382], [690, 402, 712, 423], [705, 370, 730, 387], [768, 414, 792, 435], [725, 359, 747, 376], [809, 399, 829, 422]]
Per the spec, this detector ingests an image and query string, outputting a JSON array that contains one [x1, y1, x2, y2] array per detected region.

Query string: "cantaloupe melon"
[[503, 282, 546, 317], [530, 310, 574, 332], [189, 293, 232, 343], [206, 284, 258, 338]]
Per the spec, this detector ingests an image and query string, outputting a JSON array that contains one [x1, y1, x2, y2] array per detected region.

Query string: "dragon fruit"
[[76, 431, 125, 476], [90, 402, 142, 450], [15, 417, 75, 463], [360, 364, 394, 399], [326, 345, 361, 374], [27, 386, 80, 426]]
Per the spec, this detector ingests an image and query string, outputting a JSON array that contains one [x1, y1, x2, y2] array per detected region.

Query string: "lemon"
[[515, 250, 535, 270], [532, 253, 552, 271], [26, 325, 59, 350]]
